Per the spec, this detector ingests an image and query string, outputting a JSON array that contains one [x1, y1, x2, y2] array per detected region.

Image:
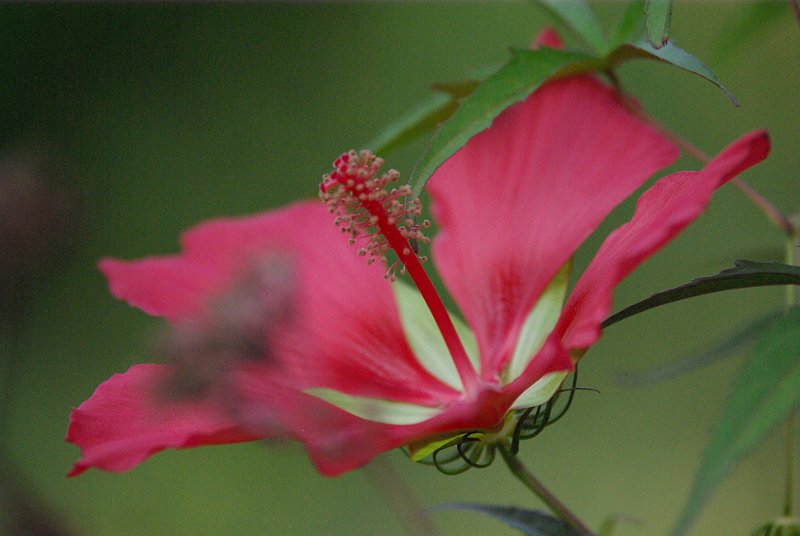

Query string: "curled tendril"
[[407, 366, 595, 475]]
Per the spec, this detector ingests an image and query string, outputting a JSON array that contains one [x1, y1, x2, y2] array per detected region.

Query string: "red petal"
[[99, 257, 222, 321], [100, 202, 338, 322], [558, 130, 771, 349], [103, 202, 455, 404], [236, 336, 570, 476], [427, 77, 678, 377], [66, 364, 259, 476]]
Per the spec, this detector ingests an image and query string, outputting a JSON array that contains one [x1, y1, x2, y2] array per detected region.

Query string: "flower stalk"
[[785, 224, 799, 517], [655, 125, 794, 238], [498, 442, 595, 535]]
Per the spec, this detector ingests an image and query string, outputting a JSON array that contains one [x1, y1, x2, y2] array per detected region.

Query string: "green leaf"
[[609, 0, 645, 48], [433, 503, 589, 536], [670, 307, 800, 536], [606, 40, 738, 106], [366, 78, 484, 156], [403, 28, 735, 196], [644, 0, 673, 48], [617, 311, 782, 386], [431, 79, 481, 99], [408, 47, 594, 196], [602, 260, 800, 329], [365, 93, 458, 156], [535, 0, 608, 54]]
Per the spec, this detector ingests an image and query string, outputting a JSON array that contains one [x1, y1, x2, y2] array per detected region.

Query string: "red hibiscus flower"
[[66, 75, 769, 478]]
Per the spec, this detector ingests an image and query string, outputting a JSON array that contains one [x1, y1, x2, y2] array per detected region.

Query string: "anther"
[[319, 149, 430, 273]]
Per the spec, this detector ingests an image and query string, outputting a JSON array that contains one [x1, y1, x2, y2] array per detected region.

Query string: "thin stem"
[[786, 409, 796, 517], [364, 456, 439, 536], [498, 442, 595, 535], [787, 229, 799, 309], [0, 317, 18, 457], [663, 124, 793, 238], [790, 0, 800, 27], [617, 95, 795, 238], [784, 230, 798, 517]]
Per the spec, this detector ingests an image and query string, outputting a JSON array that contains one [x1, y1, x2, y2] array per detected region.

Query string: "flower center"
[[320, 150, 480, 395]]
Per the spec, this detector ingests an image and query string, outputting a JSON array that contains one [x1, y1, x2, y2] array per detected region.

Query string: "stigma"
[[320, 150, 430, 279]]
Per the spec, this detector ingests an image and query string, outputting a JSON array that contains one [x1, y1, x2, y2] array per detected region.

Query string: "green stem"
[[787, 229, 799, 309], [785, 229, 799, 517], [364, 457, 439, 536], [786, 410, 796, 517], [498, 442, 595, 535]]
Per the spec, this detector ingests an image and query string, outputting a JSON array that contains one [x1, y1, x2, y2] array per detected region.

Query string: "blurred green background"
[[1, 3, 798, 535]]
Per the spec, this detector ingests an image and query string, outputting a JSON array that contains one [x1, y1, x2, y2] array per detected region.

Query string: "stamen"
[[320, 150, 429, 268], [320, 150, 479, 395]]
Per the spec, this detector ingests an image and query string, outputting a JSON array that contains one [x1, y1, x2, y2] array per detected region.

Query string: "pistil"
[[321, 150, 480, 395]]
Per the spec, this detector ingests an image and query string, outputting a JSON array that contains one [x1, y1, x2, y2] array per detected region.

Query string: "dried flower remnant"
[[156, 255, 295, 404], [67, 75, 769, 478]]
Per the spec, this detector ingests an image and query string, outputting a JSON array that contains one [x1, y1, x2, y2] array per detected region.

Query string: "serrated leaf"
[[644, 0, 672, 48], [535, 0, 607, 54], [602, 260, 800, 329], [606, 40, 738, 105], [431, 79, 481, 99], [670, 307, 800, 536], [405, 31, 735, 195], [617, 311, 782, 386], [433, 503, 589, 536], [610, 0, 645, 48], [408, 47, 594, 196]]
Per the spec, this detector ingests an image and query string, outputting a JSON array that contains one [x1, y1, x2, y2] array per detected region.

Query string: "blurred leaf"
[[366, 79, 484, 156], [535, 0, 607, 53], [606, 40, 738, 105], [644, 0, 673, 48], [408, 47, 593, 196], [617, 310, 782, 386], [366, 93, 458, 157], [602, 260, 800, 328], [671, 307, 800, 536], [433, 503, 589, 535], [711, 1, 788, 66], [610, 0, 645, 48]]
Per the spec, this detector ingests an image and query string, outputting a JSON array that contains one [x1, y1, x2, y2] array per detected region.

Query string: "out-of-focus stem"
[[786, 410, 796, 517], [785, 230, 798, 517], [788, 228, 799, 309], [656, 122, 794, 238], [498, 443, 595, 535], [364, 456, 439, 536], [790, 0, 800, 27], [0, 323, 17, 457], [610, 81, 795, 238]]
